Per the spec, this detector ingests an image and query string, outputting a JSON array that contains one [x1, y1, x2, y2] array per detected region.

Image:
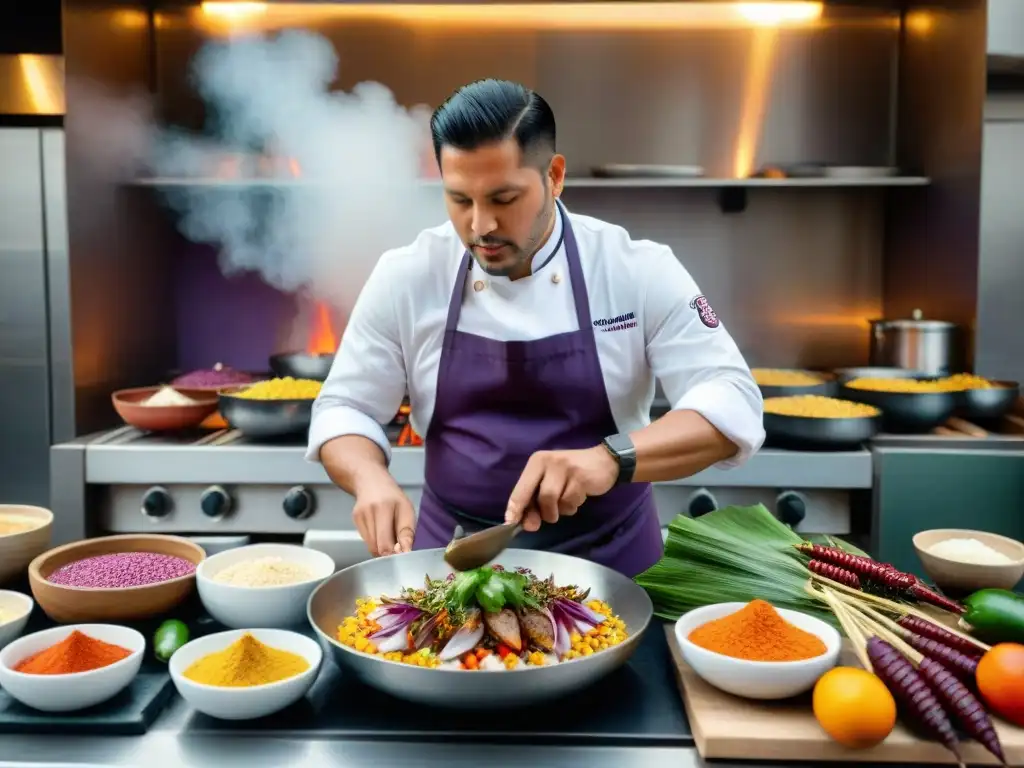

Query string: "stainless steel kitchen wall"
[[975, 91, 1024, 383], [882, 1, 987, 336], [0, 129, 59, 506]]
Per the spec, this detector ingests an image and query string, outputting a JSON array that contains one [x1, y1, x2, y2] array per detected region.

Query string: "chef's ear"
[[547, 154, 566, 197]]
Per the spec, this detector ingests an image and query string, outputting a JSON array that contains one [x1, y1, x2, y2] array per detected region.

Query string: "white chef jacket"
[[306, 206, 765, 469]]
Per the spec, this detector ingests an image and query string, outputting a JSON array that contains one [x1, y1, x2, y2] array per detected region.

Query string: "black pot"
[[269, 353, 335, 382], [958, 381, 1019, 421], [219, 392, 313, 438], [763, 412, 881, 450], [838, 385, 957, 434]]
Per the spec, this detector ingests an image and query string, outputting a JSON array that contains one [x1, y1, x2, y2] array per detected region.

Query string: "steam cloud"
[[148, 30, 444, 315]]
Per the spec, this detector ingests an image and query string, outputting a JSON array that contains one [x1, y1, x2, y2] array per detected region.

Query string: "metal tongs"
[[443, 522, 522, 571]]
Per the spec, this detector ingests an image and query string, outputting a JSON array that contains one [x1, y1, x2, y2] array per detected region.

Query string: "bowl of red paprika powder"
[[0, 624, 145, 712], [673, 600, 840, 700]]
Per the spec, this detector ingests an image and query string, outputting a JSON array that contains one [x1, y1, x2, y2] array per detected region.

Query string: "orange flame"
[[306, 302, 339, 356]]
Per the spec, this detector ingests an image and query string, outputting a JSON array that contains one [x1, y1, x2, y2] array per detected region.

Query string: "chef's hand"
[[505, 446, 619, 532], [352, 476, 417, 557]]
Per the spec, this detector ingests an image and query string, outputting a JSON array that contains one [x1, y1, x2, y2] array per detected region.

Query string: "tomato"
[[977, 642, 1024, 727]]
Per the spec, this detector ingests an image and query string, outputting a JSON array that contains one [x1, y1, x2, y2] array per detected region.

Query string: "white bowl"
[[0, 591, 34, 651], [0, 624, 145, 712], [674, 602, 841, 700], [169, 628, 322, 720], [196, 543, 335, 629]]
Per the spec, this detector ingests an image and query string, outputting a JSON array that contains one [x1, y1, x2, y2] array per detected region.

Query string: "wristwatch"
[[601, 433, 637, 485]]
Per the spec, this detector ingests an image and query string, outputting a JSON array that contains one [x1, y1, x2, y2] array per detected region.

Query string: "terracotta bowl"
[[28, 534, 207, 623], [112, 387, 219, 431], [0, 506, 54, 585], [914, 529, 1024, 593]]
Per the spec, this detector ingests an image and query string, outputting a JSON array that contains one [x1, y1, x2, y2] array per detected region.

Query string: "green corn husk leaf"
[[635, 504, 837, 629]]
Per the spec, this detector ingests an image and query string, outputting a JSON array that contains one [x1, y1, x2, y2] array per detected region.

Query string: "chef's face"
[[440, 138, 565, 279]]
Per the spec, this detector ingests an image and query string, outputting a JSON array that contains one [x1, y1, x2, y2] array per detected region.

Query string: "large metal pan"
[[307, 548, 653, 709], [958, 381, 1019, 421], [763, 412, 881, 450], [269, 352, 334, 382], [219, 391, 313, 438]]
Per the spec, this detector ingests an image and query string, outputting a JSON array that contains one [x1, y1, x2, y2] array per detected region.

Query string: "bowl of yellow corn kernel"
[[219, 378, 323, 438], [763, 395, 883, 449]]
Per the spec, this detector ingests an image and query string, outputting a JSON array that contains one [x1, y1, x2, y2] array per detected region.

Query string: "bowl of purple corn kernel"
[[28, 534, 207, 623]]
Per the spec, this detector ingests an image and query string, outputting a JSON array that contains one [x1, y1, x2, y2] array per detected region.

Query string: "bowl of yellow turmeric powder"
[[673, 600, 841, 700], [169, 628, 322, 720]]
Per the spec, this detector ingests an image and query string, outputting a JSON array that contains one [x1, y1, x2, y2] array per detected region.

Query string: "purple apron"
[[412, 203, 664, 578]]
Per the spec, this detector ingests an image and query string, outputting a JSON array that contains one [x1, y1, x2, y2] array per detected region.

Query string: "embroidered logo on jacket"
[[592, 312, 637, 332], [689, 295, 720, 328]]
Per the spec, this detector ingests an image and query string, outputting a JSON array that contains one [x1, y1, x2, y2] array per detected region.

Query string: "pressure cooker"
[[868, 309, 960, 376]]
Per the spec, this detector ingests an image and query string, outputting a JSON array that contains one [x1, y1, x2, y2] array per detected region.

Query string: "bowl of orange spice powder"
[[674, 600, 841, 700], [0, 624, 145, 712]]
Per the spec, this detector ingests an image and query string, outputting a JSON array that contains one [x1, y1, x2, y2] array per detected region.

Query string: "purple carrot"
[[909, 583, 965, 615], [807, 560, 862, 590], [866, 637, 963, 765], [917, 656, 1007, 765], [903, 634, 979, 684], [897, 616, 985, 659]]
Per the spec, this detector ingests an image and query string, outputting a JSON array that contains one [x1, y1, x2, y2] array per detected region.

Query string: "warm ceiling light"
[[197, 2, 826, 30]]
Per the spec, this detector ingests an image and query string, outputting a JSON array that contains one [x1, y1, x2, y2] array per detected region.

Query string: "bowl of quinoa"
[[28, 534, 206, 623]]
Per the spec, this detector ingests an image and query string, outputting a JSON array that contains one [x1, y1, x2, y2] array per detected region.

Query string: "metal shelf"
[[129, 176, 932, 190]]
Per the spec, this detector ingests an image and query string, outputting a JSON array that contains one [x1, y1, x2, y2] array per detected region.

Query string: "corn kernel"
[[581, 645, 594, 656]]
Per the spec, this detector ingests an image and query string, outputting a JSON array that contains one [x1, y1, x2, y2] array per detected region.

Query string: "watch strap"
[[602, 433, 637, 485]]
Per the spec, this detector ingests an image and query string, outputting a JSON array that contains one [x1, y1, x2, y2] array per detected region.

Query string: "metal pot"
[[868, 309, 960, 376]]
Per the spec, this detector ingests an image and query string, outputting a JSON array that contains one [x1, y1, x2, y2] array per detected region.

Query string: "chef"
[[307, 78, 764, 578]]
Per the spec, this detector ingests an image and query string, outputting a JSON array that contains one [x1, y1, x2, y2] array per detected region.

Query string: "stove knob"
[[141, 486, 173, 519], [283, 486, 315, 520], [688, 490, 717, 519], [777, 491, 807, 528], [200, 485, 233, 519]]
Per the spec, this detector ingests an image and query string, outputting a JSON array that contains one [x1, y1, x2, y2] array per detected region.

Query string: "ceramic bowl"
[[0, 591, 34, 651], [0, 624, 145, 712], [674, 602, 841, 700], [197, 543, 335, 629], [112, 386, 219, 432], [914, 529, 1024, 593], [28, 534, 206, 623], [169, 628, 322, 720], [0, 506, 53, 584]]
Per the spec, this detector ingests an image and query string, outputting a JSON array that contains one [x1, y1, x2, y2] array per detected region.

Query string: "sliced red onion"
[[555, 598, 605, 627], [374, 630, 412, 654], [439, 609, 484, 661], [553, 612, 572, 657]]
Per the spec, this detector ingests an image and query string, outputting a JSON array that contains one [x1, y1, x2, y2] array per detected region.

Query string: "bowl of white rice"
[[197, 543, 336, 629], [913, 529, 1024, 593]]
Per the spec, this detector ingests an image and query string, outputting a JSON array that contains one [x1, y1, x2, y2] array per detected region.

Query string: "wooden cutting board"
[[665, 626, 1024, 765]]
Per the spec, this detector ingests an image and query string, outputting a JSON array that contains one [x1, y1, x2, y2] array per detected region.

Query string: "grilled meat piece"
[[483, 608, 522, 652], [518, 609, 555, 652]]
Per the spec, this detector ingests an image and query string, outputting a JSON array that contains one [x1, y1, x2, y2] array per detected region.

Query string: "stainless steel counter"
[[62, 437, 874, 490], [0, 696, 947, 768]]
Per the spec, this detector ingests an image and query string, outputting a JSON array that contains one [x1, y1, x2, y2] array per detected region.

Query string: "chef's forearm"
[[628, 409, 738, 483], [320, 435, 396, 496]]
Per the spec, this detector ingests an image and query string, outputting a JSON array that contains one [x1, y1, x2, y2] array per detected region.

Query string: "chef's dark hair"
[[430, 79, 556, 168]]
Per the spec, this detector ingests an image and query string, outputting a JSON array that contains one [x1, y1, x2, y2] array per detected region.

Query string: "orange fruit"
[[977, 643, 1024, 727], [813, 667, 896, 749]]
